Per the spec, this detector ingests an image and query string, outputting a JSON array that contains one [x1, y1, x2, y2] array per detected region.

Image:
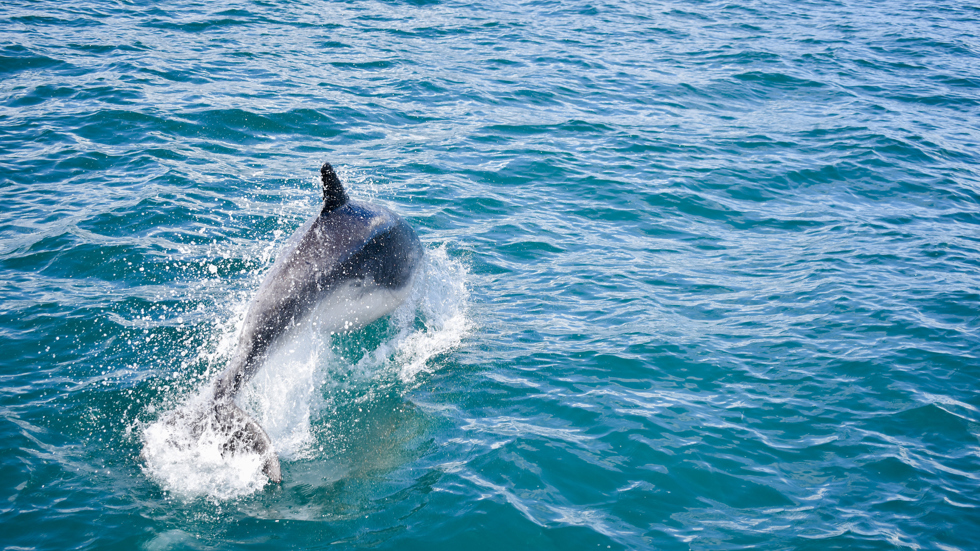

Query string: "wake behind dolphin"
[[150, 162, 423, 484]]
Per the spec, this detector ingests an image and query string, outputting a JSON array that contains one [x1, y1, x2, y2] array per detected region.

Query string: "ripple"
[[2, 0, 980, 549]]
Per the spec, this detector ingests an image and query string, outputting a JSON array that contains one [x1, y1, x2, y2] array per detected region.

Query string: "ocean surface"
[[2, 0, 979, 549]]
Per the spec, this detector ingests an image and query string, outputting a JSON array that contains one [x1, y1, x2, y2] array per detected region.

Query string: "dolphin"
[[176, 162, 423, 483]]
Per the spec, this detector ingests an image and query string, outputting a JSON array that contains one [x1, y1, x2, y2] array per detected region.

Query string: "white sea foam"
[[140, 243, 469, 500], [140, 391, 270, 500]]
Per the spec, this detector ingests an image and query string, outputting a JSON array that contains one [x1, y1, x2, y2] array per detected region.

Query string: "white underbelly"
[[305, 279, 413, 335]]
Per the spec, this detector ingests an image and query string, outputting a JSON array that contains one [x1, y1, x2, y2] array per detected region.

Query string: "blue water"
[[3, 0, 980, 549]]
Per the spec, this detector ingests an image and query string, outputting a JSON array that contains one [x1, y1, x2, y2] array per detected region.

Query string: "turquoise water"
[[2, 0, 980, 548]]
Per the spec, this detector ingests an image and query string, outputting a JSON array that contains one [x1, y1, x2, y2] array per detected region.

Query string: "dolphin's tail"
[[160, 399, 282, 483], [211, 401, 282, 483]]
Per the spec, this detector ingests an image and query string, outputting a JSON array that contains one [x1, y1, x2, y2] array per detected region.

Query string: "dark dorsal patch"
[[320, 162, 348, 212]]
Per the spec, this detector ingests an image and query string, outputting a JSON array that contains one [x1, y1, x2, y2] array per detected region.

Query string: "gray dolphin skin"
[[200, 162, 423, 483]]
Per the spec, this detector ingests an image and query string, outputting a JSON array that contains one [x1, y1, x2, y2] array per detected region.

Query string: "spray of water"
[[140, 244, 469, 500]]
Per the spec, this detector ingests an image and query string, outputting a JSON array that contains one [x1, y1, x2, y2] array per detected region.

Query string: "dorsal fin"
[[320, 162, 348, 212]]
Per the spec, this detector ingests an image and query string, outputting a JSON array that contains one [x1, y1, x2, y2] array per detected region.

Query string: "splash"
[[140, 244, 469, 500], [389, 244, 472, 384], [141, 392, 271, 500]]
